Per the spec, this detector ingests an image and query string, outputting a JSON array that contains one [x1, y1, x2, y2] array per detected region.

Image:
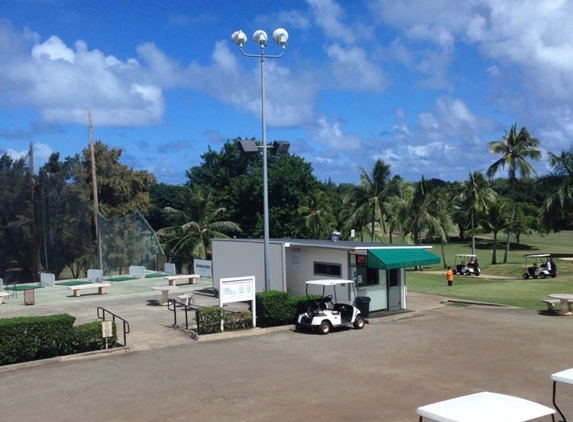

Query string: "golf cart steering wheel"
[[325, 295, 333, 302]]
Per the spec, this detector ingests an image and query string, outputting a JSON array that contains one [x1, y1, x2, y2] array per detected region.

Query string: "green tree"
[[298, 189, 335, 239], [454, 171, 497, 254], [477, 199, 511, 265], [39, 153, 93, 279], [487, 124, 541, 263], [186, 138, 318, 239], [159, 185, 242, 267], [542, 148, 573, 230], [348, 159, 392, 242], [82, 141, 157, 217], [0, 154, 35, 282]]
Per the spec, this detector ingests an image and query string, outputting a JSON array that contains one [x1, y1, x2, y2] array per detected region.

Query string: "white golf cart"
[[523, 254, 552, 279], [453, 254, 481, 276], [296, 279, 366, 335]]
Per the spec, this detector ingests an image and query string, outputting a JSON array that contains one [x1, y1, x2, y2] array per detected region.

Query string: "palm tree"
[[487, 124, 541, 263], [454, 171, 497, 255], [298, 189, 334, 239], [543, 148, 573, 228], [476, 199, 510, 265], [350, 159, 392, 242], [159, 185, 242, 265]]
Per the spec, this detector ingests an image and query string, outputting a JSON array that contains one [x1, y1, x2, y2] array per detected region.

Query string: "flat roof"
[[212, 238, 434, 251]]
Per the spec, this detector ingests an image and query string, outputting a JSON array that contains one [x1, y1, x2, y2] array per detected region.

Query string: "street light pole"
[[232, 28, 288, 292]]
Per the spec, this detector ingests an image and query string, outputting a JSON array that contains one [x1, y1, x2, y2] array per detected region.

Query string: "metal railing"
[[97, 307, 130, 347], [167, 298, 199, 339]]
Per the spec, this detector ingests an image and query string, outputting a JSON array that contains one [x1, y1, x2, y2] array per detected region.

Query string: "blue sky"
[[1, 0, 572, 185]]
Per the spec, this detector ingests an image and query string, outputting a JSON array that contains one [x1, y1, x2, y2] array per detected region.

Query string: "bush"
[[196, 307, 253, 335], [0, 314, 118, 366], [255, 291, 321, 327]]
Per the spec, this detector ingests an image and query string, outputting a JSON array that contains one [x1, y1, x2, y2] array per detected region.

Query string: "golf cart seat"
[[333, 303, 354, 322]]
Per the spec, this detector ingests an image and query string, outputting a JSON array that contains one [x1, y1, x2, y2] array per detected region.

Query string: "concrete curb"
[[0, 346, 133, 373]]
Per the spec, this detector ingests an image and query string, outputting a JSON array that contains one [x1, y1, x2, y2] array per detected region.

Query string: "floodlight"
[[271, 140, 290, 156], [253, 30, 268, 46], [232, 30, 247, 47], [238, 140, 260, 155], [272, 28, 289, 48]]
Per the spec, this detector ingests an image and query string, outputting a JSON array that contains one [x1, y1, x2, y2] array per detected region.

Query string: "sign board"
[[218, 276, 256, 330], [194, 259, 213, 277], [219, 276, 255, 304], [101, 320, 113, 338]]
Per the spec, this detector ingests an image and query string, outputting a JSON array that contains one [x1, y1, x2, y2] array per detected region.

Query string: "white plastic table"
[[152, 285, 178, 305], [548, 294, 573, 316], [551, 368, 573, 422], [417, 391, 555, 422]]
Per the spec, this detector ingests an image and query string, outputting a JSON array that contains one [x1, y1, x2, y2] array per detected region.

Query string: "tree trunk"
[[491, 231, 498, 264]]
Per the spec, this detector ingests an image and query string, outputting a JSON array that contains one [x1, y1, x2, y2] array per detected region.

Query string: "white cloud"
[[0, 24, 167, 126], [309, 115, 364, 152]]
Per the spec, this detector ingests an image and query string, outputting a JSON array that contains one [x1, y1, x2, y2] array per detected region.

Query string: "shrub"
[[255, 291, 321, 327], [0, 314, 118, 366], [196, 307, 252, 335]]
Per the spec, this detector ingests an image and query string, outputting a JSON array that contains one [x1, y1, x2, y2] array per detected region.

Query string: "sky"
[[1, 0, 572, 186]]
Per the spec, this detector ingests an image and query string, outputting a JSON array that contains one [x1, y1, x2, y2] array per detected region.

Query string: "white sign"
[[194, 259, 213, 277], [101, 320, 113, 338], [219, 276, 255, 304]]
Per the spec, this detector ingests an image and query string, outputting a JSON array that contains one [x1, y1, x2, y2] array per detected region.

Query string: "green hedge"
[[0, 314, 117, 366], [196, 308, 252, 335], [255, 291, 321, 328]]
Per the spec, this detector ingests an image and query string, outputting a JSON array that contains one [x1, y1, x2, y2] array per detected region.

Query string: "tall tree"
[[487, 124, 541, 262], [454, 171, 497, 254], [542, 148, 573, 230], [350, 159, 392, 242], [476, 199, 511, 265], [81, 141, 157, 217]]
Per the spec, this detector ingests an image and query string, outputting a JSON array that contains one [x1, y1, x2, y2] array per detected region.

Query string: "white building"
[[212, 238, 441, 312]]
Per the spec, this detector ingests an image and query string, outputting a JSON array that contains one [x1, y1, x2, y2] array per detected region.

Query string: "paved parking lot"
[[0, 287, 570, 422]]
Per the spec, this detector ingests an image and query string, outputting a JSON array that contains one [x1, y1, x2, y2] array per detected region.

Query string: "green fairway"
[[406, 230, 573, 309]]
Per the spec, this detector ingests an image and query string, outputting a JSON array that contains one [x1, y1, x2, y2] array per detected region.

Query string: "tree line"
[[0, 125, 571, 282]]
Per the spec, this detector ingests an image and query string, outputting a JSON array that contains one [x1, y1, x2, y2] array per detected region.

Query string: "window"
[[314, 262, 342, 277]]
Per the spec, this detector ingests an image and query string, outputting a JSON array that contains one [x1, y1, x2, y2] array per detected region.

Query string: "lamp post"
[[231, 28, 289, 292]]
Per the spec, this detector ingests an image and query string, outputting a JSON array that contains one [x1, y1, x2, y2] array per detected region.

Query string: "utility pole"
[[89, 111, 103, 271]]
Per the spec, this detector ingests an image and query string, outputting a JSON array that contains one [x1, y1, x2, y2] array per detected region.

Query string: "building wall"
[[212, 239, 286, 293], [285, 246, 350, 295]]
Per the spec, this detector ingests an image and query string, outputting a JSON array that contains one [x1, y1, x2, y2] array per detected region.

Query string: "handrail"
[[97, 307, 130, 347], [167, 298, 199, 339]]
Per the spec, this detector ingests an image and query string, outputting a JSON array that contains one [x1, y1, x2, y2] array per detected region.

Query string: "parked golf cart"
[[296, 279, 365, 335], [453, 254, 481, 276], [523, 254, 554, 279]]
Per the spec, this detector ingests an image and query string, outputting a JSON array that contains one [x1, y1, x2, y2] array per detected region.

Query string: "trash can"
[[24, 289, 35, 306], [356, 296, 371, 317]]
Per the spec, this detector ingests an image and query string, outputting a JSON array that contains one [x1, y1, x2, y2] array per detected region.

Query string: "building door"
[[388, 269, 401, 310]]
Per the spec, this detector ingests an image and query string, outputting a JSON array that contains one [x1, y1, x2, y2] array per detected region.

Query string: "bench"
[[0, 291, 9, 304], [542, 299, 572, 312], [68, 283, 111, 297], [164, 275, 200, 286]]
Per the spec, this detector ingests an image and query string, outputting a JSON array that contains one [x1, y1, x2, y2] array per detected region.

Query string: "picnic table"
[[417, 391, 555, 422]]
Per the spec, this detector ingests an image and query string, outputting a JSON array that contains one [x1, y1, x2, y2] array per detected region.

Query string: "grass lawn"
[[405, 230, 573, 309]]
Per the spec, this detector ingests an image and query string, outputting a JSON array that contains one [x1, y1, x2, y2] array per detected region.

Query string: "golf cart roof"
[[456, 254, 478, 257], [524, 253, 550, 258], [305, 279, 355, 286]]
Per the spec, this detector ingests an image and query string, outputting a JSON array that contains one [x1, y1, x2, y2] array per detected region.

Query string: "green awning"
[[367, 248, 441, 270]]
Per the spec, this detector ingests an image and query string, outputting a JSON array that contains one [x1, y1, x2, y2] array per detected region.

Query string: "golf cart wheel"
[[465, 270, 471, 276], [540, 273, 547, 279], [353, 316, 365, 330], [318, 320, 331, 335], [523, 273, 529, 280]]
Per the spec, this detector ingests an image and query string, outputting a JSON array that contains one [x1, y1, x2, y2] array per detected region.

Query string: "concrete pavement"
[[2, 276, 571, 422]]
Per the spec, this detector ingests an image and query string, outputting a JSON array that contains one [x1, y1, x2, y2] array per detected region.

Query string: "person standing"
[[446, 266, 454, 287]]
